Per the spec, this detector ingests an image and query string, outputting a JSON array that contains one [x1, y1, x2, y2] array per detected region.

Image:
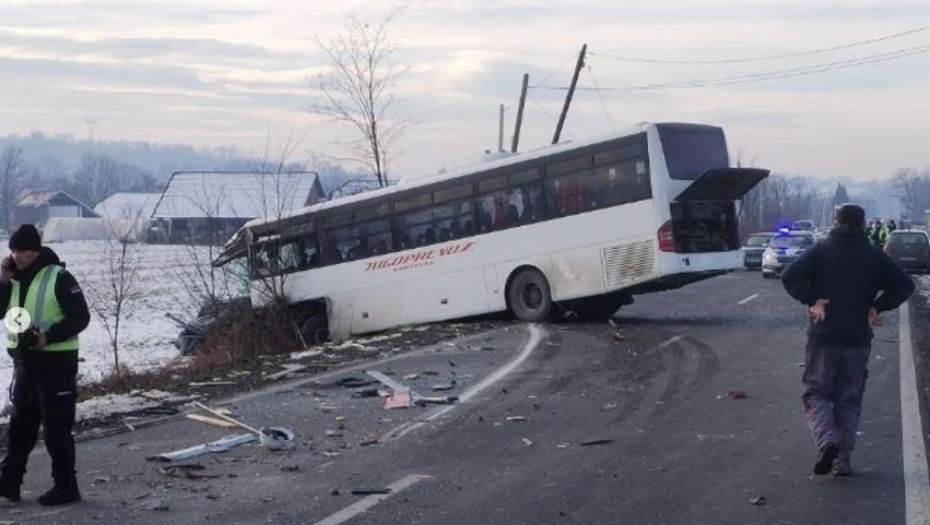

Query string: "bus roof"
[[243, 122, 717, 231]]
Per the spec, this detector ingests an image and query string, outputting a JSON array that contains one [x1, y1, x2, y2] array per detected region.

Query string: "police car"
[[762, 230, 817, 279]]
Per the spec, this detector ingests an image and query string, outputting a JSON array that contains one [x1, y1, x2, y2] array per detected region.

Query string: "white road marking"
[[425, 323, 545, 422], [310, 474, 429, 525], [737, 293, 760, 305], [899, 303, 930, 525]]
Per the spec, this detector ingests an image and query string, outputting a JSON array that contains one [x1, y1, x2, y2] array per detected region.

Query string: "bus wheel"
[[300, 313, 330, 345], [508, 268, 552, 322]]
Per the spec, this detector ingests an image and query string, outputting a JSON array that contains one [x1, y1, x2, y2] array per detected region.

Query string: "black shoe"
[[814, 443, 839, 475], [37, 482, 81, 506], [0, 477, 21, 502]]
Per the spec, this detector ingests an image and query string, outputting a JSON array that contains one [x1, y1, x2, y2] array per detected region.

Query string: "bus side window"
[[280, 241, 300, 272], [301, 237, 321, 268]]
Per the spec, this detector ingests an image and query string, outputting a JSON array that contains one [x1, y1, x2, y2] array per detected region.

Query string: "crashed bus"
[[215, 122, 768, 343]]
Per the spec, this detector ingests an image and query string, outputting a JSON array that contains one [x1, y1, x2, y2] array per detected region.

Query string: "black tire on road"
[[300, 313, 330, 345], [508, 268, 553, 322]]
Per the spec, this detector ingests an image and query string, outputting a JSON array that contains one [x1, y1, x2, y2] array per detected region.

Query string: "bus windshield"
[[657, 124, 729, 181]]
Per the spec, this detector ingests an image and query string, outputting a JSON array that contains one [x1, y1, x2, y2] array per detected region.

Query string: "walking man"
[[782, 204, 914, 476], [0, 225, 89, 504]]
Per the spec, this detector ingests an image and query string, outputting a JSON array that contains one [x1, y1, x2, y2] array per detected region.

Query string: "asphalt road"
[[6, 270, 923, 525]]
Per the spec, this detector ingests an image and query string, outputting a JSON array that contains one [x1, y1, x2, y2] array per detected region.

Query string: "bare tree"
[[86, 207, 147, 380], [71, 153, 122, 206], [0, 145, 26, 231], [308, 10, 408, 188], [892, 167, 930, 222]]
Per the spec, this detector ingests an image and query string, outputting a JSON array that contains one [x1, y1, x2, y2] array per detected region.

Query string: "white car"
[[762, 232, 816, 278]]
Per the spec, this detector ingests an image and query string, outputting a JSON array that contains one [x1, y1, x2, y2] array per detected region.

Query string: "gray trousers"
[[801, 340, 871, 452]]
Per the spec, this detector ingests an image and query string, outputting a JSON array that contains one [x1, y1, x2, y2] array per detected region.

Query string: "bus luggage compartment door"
[[673, 168, 769, 201]]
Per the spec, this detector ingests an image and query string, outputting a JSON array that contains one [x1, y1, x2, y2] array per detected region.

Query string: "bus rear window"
[[657, 124, 729, 181]]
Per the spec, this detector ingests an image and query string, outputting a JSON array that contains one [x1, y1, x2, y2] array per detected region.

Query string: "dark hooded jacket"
[[1, 247, 90, 359], [781, 226, 914, 345]]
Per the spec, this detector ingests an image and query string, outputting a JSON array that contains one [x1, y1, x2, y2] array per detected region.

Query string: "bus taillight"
[[658, 221, 676, 252]]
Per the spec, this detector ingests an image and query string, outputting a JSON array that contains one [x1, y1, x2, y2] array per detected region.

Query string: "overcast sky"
[[0, 0, 928, 181]]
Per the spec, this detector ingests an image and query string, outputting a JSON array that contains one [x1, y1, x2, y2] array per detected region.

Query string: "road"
[[7, 271, 926, 525]]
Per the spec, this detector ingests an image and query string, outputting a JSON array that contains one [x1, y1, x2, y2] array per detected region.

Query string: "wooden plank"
[[186, 414, 237, 429]]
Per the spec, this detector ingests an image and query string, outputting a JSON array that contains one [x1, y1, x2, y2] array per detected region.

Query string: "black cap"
[[9, 224, 42, 252]]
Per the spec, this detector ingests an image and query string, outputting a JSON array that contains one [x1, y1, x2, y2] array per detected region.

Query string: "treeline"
[[739, 172, 902, 235]]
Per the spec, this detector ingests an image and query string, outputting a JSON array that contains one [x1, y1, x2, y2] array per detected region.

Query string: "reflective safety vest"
[[6, 265, 79, 352]]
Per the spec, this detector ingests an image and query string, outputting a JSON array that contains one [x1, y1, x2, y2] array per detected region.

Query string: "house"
[[150, 171, 325, 244], [94, 192, 161, 223], [12, 191, 99, 229]]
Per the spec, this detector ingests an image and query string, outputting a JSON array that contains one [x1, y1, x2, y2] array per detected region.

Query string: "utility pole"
[[498, 104, 506, 153], [553, 44, 587, 145], [511, 73, 529, 153]]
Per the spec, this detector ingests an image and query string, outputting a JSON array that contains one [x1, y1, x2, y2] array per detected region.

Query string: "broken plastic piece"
[[148, 434, 257, 462]]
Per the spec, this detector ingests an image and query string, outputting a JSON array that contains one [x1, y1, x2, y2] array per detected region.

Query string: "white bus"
[[217, 122, 768, 343]]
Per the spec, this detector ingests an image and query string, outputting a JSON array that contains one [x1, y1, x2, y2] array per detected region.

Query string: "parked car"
[[762, 231, 816, 278], [791, 220, 816, 232], [885, 230, 930, 273], [741, 232, 775, 270]]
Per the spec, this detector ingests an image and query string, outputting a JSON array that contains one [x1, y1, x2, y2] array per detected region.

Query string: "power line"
[[535, 52, 580, 88], [587, 24, 930, 65], [533, 44, 930, 92], [527, 92, 577, 140], [586, 64, 615, 131]]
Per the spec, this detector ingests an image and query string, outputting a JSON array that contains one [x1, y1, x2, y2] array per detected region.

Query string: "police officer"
[[0, 225, 89, 505], [782, 205, 913, 476]]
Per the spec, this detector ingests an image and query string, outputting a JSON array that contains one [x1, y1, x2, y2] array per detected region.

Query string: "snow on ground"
[[1, 241, 243, 407]]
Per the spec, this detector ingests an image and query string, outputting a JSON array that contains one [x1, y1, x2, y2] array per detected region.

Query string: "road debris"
[[579, 439, 614, 447], [384, 389, 414, 409], [749, 496, 767, 506], [158, 463, 220, 480], [360, 431, 380, 446], [522, 438, 534, 447], [726, 390, 748, 400], [352, 387, 380, 398], [259, 427, 295, 451], [556, 443, 571, 449], [432, 383, 455, 392], [148, 434, 257, 462], [403, 374, 420, 381], [339, 377, 375, 389], [186, 414, 237, 429], [192, 402, 262, 435], [266, 364, 310, 382], [190, 381, 239, 387], [281, 464, 300, 473], [602, 403, 619, 411], [506, 416, 529, 423]]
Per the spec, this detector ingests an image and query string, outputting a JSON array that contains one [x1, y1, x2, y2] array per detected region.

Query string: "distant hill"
[[0, 131, 372, 196]]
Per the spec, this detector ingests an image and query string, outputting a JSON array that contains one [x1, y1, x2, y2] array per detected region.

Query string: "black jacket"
[[1, 247, 90, 357], [781, 226, 915, 345]]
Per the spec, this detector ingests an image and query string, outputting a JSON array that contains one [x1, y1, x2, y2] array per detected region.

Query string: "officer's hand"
[[809, 299, 829, 324], [869, 308, 883, 328], [0, 256, 14, 284], [30, 331, 47, 351]]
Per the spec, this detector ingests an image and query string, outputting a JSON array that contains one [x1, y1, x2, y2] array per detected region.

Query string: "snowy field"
[[1, 241, 241, 407]]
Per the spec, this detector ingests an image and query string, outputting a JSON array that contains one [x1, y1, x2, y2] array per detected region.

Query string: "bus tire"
[[508, 268, 553, 322], [300, 313, 330, 345]]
